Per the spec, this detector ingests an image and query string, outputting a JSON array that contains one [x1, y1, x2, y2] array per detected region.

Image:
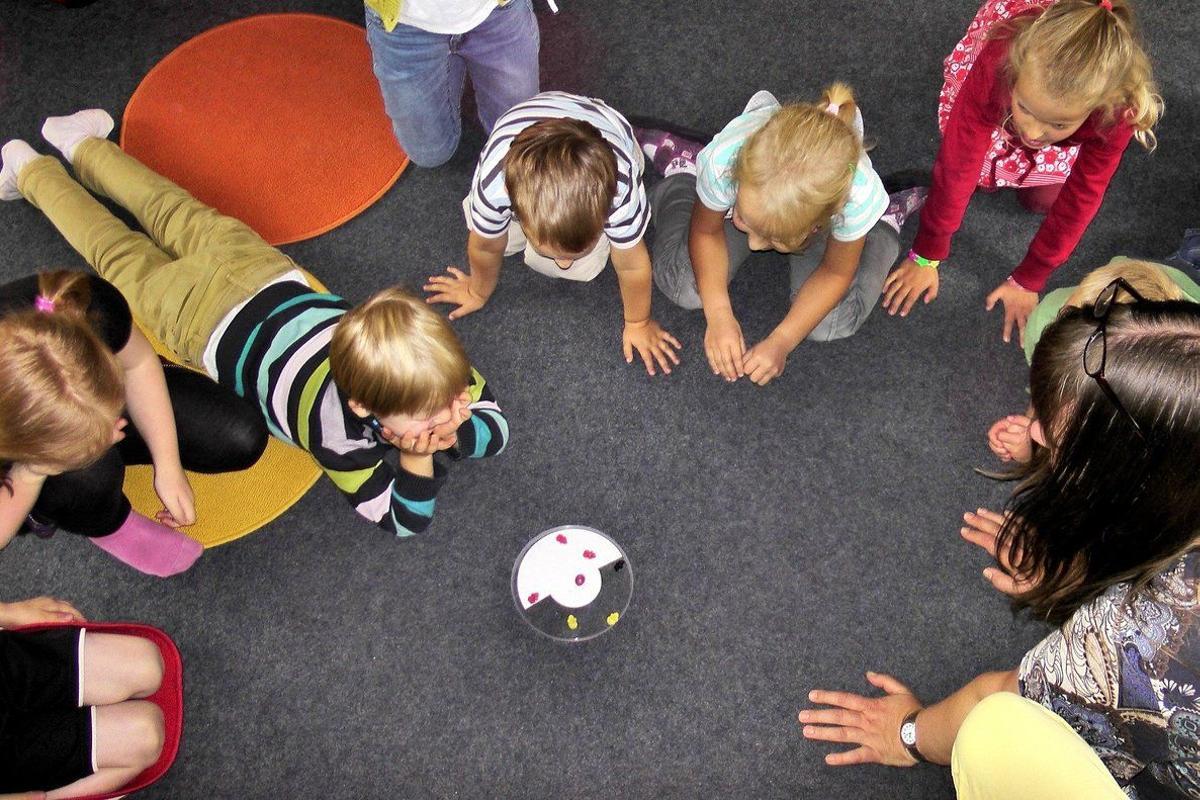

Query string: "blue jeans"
[[365, 1, 540, 167], [1166, 228, 1200, 275]]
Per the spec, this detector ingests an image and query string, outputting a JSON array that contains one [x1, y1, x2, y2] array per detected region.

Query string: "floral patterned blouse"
[[1020, 551, 1200, 798]]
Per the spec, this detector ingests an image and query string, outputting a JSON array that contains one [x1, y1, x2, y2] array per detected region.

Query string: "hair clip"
[[1098, 0, 1113, 9], [34, 295, 55, 313]]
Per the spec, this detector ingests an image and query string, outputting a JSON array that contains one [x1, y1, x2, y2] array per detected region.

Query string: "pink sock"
[[89, 510, 203, 577]]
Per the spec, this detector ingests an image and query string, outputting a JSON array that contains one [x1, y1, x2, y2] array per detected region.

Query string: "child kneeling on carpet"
[[424, 91, 682, 377], [883, 0, 1162, 345], [0, 111, 509, 539], [985, 256, 1198, 466], [0, 268, 267, 577], [637, 84, 925, 386], [0, 595, 165, 798]]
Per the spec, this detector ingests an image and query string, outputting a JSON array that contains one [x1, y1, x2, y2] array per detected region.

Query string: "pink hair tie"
[[34, 295, 55, 313], [825, 102, 841, 116], [1098, 0, 1113, 9]]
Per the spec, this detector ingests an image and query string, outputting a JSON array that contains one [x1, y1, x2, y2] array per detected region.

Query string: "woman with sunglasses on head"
[[799, 296, 1200, 799]]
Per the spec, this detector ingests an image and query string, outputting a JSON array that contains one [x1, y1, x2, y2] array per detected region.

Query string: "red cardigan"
[[912, 26, 1135, 292]]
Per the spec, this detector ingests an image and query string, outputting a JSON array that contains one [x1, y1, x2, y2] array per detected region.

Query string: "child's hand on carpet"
[[704, 311, 746, 382], [987, 414, 1033, 463], [424, 266, 489, 320], [742, 335, 790, 386], [622, 318, 681, 376], [0, 596, 85, 627], [882, 258, 939, 317], [985, 279, 1038, 345]]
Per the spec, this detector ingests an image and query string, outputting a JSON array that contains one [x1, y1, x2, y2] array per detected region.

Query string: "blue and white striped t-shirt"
[[467, 91, 649, 249], [695, 97, 888, 242]]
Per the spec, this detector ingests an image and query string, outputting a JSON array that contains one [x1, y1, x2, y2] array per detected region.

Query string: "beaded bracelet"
[[908, 250, 941, 269]]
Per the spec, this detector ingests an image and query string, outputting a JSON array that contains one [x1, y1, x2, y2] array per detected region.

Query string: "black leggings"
[[33, 366, 268, 537]]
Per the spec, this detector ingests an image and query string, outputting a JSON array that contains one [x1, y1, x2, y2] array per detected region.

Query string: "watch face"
[[900, 721, 918, 747]]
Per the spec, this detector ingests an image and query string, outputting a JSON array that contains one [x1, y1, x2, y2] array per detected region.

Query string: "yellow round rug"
[[121, 275, 327, 548]]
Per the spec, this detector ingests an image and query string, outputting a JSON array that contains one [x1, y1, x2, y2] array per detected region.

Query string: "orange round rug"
[[120, 13, 407, 246]]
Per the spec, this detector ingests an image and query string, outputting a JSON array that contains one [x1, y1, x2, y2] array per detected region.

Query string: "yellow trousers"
[[18, 139, 294, 368], [952, 693, 1125, 800]]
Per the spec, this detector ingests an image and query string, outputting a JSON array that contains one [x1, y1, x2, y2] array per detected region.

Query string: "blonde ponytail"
[[731, 83, 864, 251]]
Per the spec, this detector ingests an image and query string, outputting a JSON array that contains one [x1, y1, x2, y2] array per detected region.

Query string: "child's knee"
[[126, 638, 165, 696], [127, 701, 165, 767]]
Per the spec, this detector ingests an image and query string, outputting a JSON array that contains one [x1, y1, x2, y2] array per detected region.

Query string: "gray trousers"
[[649, 173, 899, 342]]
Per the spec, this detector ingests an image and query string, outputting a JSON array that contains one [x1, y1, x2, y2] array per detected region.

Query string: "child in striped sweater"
[[0, 110, 508, 538]]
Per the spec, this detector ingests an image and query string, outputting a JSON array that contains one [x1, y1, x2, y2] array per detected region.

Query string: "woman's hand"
[[985, 279, 1038, 345], [0, 596, 85, 627], [622, 318, 682, 376], [424, 266, 490, 320], [153, 466, 196, 528], [742, 335, 790, 386], [799, 672, 924, 766], [704, 311, 746, 382], [986, 414, 1034, 463], [961, 507, 1038, 595], [882, 259, 939, 317]]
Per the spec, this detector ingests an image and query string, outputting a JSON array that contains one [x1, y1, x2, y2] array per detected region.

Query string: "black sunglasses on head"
[[1082, 278, 1146, 439]]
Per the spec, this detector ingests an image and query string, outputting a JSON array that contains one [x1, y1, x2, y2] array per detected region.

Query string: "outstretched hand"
[[622, 318, 682, 376], [799, 672, 923, 767], [424, 266, 489, 320], [882, 259, 939, 317], [961, 507, 1038, 596], [985, 279, 1038, 345]]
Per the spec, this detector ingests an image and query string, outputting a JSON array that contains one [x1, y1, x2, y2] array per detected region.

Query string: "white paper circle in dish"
[[511, 525, 632, 642]]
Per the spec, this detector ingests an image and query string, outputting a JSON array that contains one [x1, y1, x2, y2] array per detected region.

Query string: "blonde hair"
[[1064, 259, 1185, 308], [0, 271, 124, 476], [329, 286, 471, 417], [1006, 0, 1162, 150], [731, 83, 863, 252], [504, 118, 617, 254]]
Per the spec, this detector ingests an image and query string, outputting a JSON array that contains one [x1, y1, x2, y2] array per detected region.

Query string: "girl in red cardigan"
[[882, 0, 1161, 344]]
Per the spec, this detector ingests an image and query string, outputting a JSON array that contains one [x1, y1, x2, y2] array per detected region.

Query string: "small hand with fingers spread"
[[882, 259, 939, 317], [799, 672, 924, 767], [987, 414, 1034, 463], [961, 507, 1039, 596], [424, 266, 489, 320], [985, 279, 1038, 345], [622, 318, 682, 376]]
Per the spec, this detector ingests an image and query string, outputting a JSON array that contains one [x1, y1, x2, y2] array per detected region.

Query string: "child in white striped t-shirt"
[[424, 91, 681, 377], [639, 84, 925, 386]]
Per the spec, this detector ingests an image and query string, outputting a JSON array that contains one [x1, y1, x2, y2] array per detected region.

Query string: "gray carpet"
[[0, 1, 1196, 797]]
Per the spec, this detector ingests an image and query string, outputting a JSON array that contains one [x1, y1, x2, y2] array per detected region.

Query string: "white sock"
[[0, 139, 40, 201], [41, 109, 114, 163]]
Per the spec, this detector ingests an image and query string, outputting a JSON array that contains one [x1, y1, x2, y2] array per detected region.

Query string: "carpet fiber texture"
[[0, 1, 1196, 798]]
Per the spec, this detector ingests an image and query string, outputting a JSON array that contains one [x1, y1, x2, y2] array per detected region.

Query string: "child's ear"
[[1030, 419, 1047, 447], [347, 398, 370, 419]]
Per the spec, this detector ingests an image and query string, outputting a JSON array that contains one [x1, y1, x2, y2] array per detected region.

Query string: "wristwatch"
[[899, 709, 928, 764]]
